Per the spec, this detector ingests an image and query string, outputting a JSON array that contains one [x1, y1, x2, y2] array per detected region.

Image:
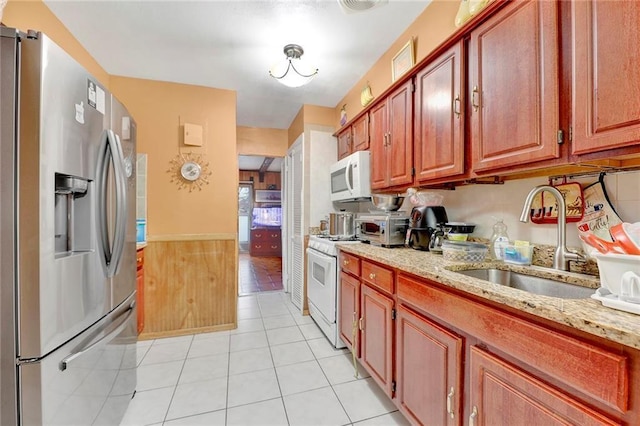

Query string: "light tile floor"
[[121, 291, 409, 426]]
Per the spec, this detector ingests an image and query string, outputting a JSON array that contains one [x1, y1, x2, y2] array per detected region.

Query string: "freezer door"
[[19, 293, 137, 426], [18, 34, 111, 359], [109, 96, 137, 309], [0, 27, 20, 426]]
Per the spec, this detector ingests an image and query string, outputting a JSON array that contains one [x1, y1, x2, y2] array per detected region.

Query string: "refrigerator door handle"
[[96, 129, 128, 277], [59, 298, 135, 371], [96, 130, 112, 267], [109, 132, 128, 276]]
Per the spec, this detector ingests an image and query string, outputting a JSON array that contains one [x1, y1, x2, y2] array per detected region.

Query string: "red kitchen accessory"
[[609, 223, 640, 255], [530, 177, 584, 224], [579, 233, 627, 255], [580, 223, 640, 255]]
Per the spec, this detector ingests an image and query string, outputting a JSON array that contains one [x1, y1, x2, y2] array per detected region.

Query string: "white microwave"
[[330, 150, 371, 202]]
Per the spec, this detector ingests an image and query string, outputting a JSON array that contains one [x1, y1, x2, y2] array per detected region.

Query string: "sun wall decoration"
[[167, 151, 212, 192]]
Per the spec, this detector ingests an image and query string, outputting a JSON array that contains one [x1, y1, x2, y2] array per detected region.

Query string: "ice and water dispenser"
[[54, 173, 91, 255]]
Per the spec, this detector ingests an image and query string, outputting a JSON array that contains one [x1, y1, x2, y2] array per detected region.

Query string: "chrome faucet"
[[519, 185, 585, 271]]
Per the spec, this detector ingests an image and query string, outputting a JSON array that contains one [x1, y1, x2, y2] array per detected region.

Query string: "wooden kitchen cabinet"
[[335, 247, 638, 425], [414, 41, 465, 184], [136, 248, 144, 334], [250, 228, 281, 257], [360, 283, 394, 397], [370, 81, 414, 190], [339, 252, 395, 398], [571, 0, 640, 156], [469, 346, 619, 426], [337, 113, 370, 160], [337, 127, 352, 160], [339, 271, 360, 354], [396, 305, 463, 426], [352, 113, 370, 152], [469, 0, 561, 174]]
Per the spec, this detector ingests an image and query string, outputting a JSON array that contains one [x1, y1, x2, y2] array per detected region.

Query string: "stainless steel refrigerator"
[[1, 28, 137, 425]]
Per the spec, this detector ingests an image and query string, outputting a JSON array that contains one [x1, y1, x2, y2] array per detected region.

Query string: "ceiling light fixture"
[[269, 44, 318, 88], [337, 0, 388, 14]]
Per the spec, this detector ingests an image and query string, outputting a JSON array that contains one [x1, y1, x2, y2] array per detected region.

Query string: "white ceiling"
[[238, 155, 283, 172], [43, 0, 431, 130]]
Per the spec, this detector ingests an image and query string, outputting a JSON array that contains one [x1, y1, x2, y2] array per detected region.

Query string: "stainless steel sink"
[[455, 268, 595, 299]]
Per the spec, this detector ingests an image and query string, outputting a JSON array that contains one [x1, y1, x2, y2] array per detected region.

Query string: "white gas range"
[[306, 235, 361, 348]]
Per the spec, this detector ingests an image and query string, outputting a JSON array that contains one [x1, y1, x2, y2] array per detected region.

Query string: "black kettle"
[[428, 225, 447, 252]]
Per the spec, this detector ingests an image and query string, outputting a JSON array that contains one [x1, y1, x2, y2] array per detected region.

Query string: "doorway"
[[237, 155, 284, 296], [238, 182, 252, 253]]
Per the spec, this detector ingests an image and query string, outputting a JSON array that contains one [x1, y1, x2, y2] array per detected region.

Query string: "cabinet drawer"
[[267, 230, 281, 241], [340, 252, 360, 276], [251, 230, 268, 241], [136, 249, 144, 270], [397, 273, 629, 412], [361, 260, 393, 294]]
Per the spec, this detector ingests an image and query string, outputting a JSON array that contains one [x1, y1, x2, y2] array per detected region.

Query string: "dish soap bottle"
[[490, 219, 510, 261]]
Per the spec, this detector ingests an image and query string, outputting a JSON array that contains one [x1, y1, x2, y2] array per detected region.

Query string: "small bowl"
[[447, 233, 468, 241], [371, 194, 405, 211]]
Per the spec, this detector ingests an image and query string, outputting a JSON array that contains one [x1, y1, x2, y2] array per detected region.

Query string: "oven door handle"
[[306, 248, 336, 262]]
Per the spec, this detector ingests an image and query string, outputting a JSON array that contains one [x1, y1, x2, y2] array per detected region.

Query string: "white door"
[[286, 137, 304, 311]]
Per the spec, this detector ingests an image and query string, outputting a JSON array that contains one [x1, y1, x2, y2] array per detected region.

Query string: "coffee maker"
[[406, 206, 448, 250]]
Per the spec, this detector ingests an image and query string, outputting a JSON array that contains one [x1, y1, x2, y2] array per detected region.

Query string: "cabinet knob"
[[343, 259, 349, 265], [446, 387, 455, 419], [136, 257, 142, 263], [453, 94, 461, 118], [255, 233, 262, 238], [255, 244, 262, 248], [472, 86, 480, 112], [469, 406, 478, 426], [271, 245, 278, 249], [369, 273, 376, 280]]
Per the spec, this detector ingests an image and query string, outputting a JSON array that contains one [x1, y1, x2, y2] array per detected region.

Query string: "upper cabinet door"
[[387, 81, 414, 188], [414, 42, 464, 183], [470, 0, 560, 173], [337, 128, 352, 160], [572, 0, 640, 155], [352, 113, 370, 152], [369, 100, 388, 189]]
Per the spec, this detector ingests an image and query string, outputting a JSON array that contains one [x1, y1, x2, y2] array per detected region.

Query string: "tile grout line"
[[159, 336, 193, 425]]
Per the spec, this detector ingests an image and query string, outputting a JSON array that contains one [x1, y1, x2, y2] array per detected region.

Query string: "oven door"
[[306, 248, 337, 323]]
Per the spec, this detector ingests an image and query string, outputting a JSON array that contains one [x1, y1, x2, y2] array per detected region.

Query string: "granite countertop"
[[338, 243, 640, 351]]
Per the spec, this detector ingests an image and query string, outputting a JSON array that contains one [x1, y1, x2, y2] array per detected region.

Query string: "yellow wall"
[[110, 76, 237, 236], [334, 0, 460, 128], [237, 126, 288, 157], [2, 0, 110, 86], [287, 104, 336, 146]]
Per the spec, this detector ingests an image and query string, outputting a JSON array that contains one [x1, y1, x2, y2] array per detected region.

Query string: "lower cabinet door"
[[469, 346, 619, 426], [360, 284, 394, 397], [339, 271, 360, 354], [396, 305, 463, 426]]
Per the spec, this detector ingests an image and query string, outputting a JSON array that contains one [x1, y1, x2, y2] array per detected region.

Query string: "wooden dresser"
[[250, 228, 282, 257]]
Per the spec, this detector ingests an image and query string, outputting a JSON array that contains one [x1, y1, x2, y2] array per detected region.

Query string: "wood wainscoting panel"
[[140, 237, 237, 339]]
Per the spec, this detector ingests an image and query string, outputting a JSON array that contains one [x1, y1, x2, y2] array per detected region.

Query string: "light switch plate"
[[183, 123, 203, 146]]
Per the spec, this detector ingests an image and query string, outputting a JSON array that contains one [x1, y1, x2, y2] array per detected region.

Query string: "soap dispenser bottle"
[[490, 219, 510, 261]]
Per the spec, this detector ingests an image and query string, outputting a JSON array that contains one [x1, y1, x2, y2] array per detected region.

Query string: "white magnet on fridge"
[[122, 117, 131, 140]]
